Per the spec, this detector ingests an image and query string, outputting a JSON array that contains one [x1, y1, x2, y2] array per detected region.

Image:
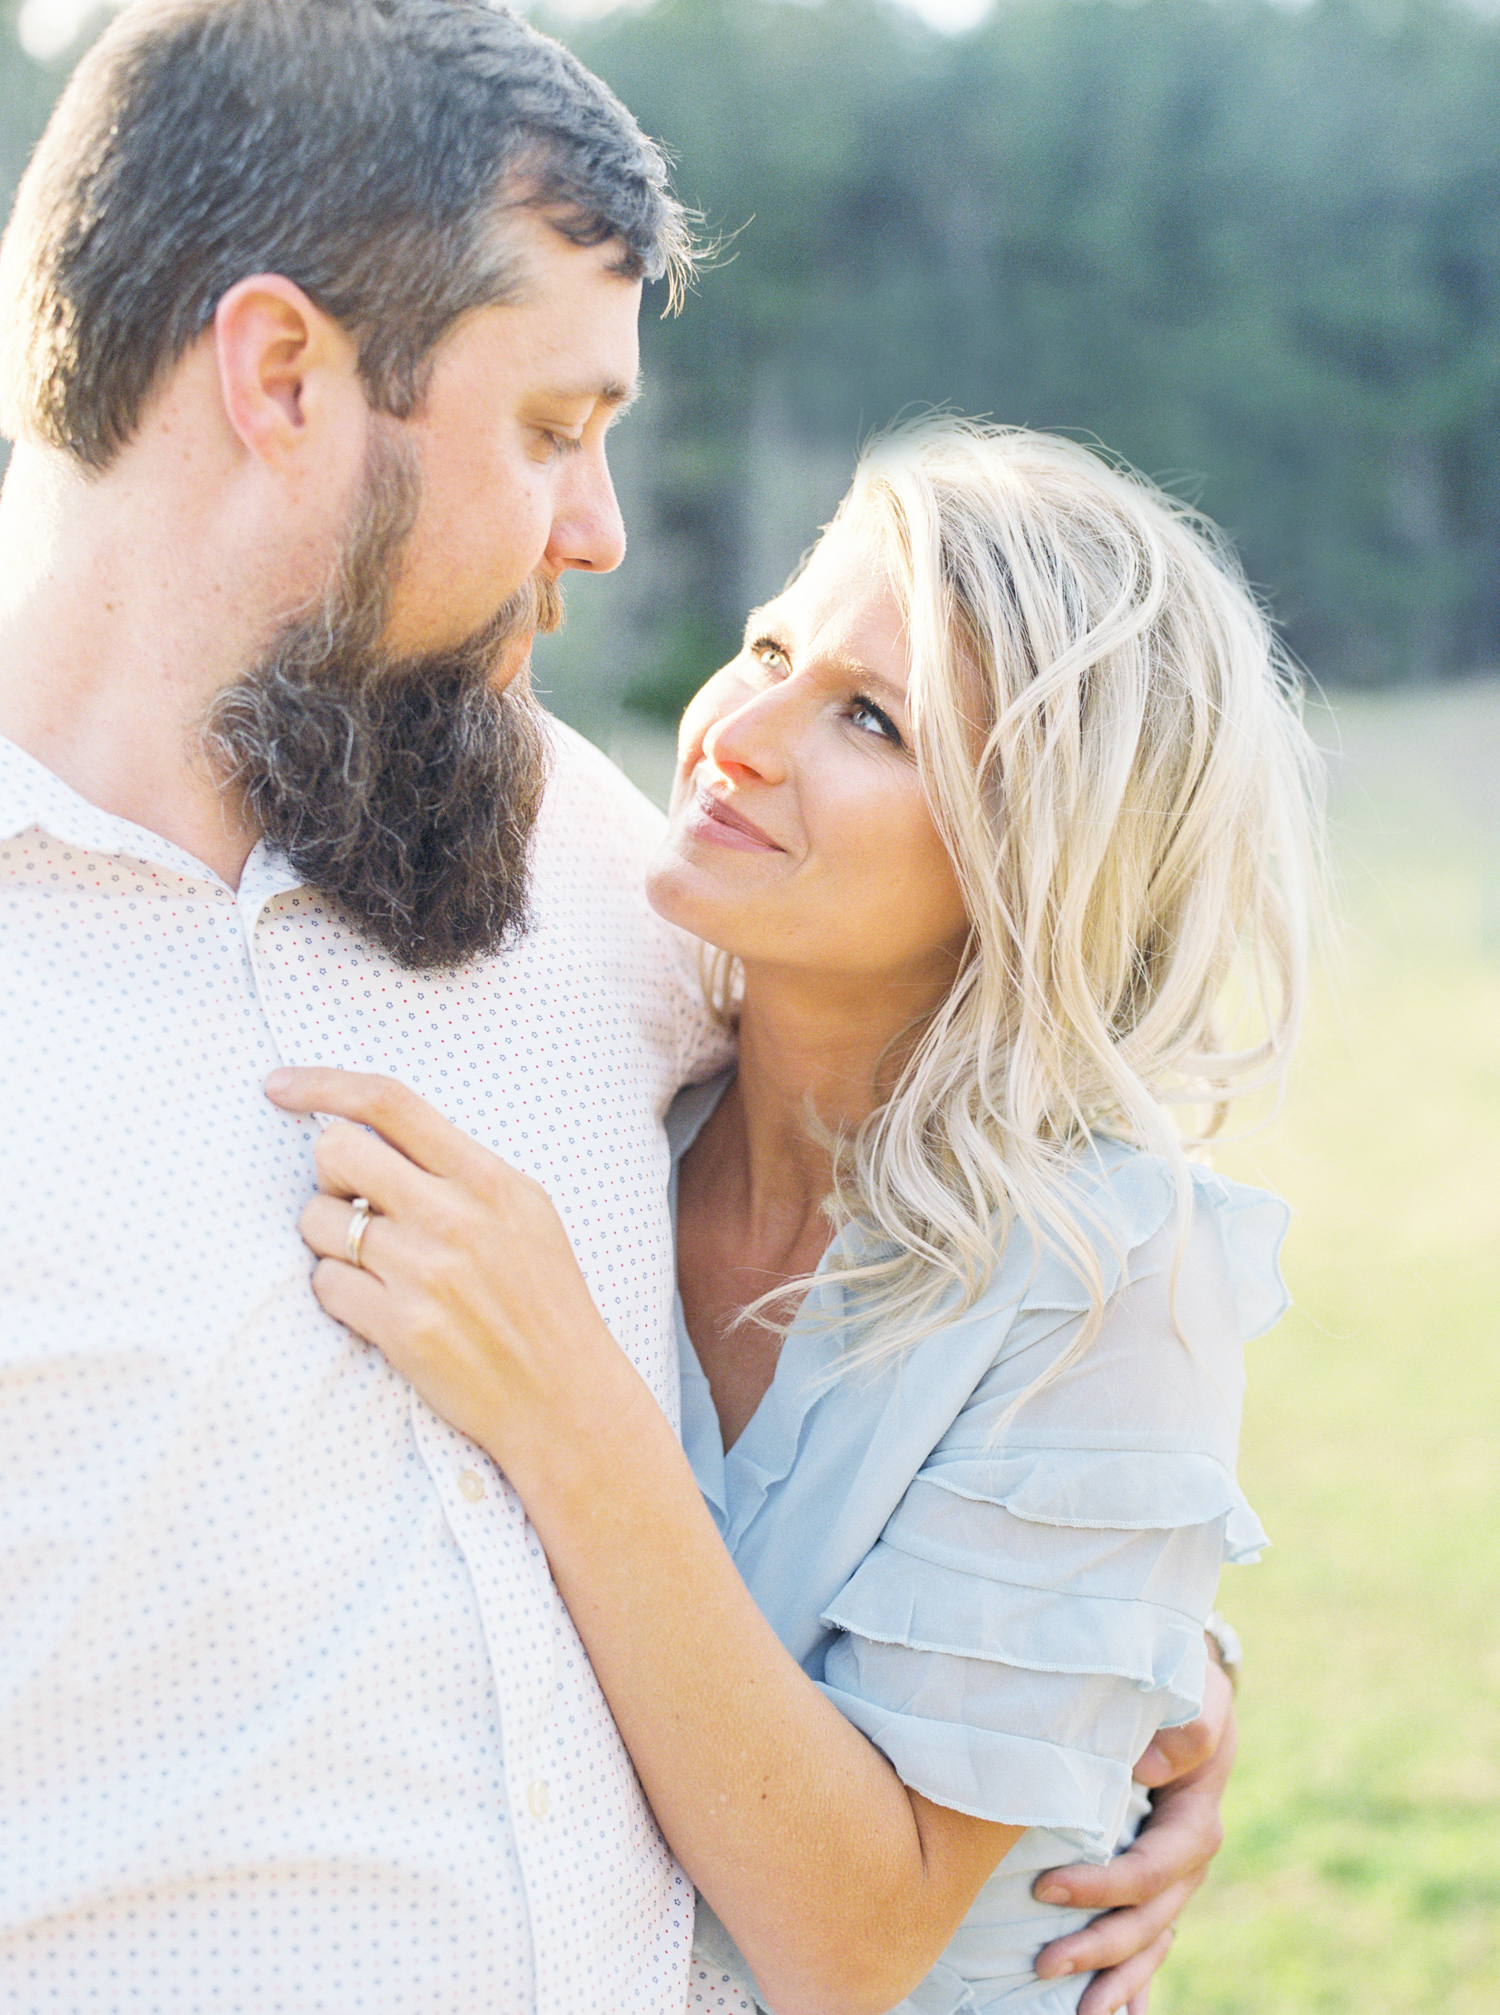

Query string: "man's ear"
[[214, 274, 363, 468]]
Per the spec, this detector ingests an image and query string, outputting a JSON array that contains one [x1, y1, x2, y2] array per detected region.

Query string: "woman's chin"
[[644, 853, 729, 946]]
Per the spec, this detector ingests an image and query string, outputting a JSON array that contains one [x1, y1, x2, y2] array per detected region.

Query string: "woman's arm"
[[266, 1066, 1019, 2015]]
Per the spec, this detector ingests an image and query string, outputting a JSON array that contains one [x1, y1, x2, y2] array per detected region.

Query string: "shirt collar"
[[0, 731, 304, 902]]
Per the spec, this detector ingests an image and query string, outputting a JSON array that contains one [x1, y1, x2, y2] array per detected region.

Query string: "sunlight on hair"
[[732, 420, 1329, 1378]]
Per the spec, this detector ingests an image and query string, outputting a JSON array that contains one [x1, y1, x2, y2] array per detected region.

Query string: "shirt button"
[[527, 1779, 551, 1819], [457, 1469, 486, 1502]]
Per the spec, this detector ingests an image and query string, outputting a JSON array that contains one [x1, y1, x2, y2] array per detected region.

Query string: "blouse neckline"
[[669, 1069, 867, 1541], [667, 1069, 1287, 1558]]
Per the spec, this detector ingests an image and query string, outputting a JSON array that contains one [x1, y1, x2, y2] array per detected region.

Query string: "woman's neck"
[[714, 963, 940, 1252], [677, 966, 932, 1450]]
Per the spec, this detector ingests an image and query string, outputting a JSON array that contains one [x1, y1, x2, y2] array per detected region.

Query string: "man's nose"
[[545, 447, 627, 576]]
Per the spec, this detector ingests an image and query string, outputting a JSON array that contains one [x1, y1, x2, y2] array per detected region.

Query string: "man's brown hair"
[[0, 0, 692, 468]]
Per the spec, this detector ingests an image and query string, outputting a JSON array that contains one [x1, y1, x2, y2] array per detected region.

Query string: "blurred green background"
[[2, 0, 1496, 2007], [1170, 679, 1500, 2013], [531, 0, 1500, 740]]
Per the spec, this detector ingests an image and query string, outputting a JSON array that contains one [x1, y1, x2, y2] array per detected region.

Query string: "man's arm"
[[1032, 1653, 1237, 2015]]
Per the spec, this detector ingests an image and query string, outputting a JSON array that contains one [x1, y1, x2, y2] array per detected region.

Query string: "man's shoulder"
[[538, 715, 669, 868], [527, 715, 732, 1086], [522, 712, 670, 943]]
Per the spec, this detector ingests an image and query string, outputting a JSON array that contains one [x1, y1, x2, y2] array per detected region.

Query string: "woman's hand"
[[1031, 1657, 1237, 2014], [264, 1065, 625, 1473], [264, 1063, 1023, 2015]]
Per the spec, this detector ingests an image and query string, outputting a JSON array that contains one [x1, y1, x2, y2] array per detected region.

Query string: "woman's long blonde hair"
[[737, 419, 1326, 1364]]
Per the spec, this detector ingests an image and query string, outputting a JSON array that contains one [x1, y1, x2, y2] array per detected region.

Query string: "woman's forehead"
[[770, 528, 907, 651]]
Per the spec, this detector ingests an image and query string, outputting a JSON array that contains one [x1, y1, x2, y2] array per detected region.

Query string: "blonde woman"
[[269, 422, 1321, 2015]]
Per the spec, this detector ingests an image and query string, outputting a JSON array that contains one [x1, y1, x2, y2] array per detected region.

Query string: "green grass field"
[[1161, 679, 1500, 2014], [604, 679, 1500, 2012]]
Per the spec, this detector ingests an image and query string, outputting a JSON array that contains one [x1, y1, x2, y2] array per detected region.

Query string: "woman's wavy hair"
[[731, 419, 1326, 1366]]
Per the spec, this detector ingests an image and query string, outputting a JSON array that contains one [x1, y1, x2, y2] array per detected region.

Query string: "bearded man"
[[0, 3, 724, 2006], [0, 3, 1235, 2010]]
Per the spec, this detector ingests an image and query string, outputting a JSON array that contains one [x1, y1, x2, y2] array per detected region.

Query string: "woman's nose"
[[700, 686, 791, 786]]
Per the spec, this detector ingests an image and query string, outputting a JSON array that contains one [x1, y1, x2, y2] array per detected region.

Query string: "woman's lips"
[[683, 787, 782, 853]]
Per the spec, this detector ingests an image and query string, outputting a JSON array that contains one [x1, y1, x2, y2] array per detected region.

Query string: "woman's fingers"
[[265, 1066, 488, 1183], [311, 1116, 436, 1220], [268, 1064, 611, 1467], [300, 1191, 394, 1278], [299, 1200, 481, 1407], [306, 1251, 398, 1352], [270, 1069, 540, 1246]]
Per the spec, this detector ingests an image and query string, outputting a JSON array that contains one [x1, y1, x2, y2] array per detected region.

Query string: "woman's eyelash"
[[851, 694, 904, 747], [743, 643, 903, 748]]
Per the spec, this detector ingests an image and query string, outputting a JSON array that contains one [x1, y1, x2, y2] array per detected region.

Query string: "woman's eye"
[[849, 695, 904, 748], [750, 636, 789, 674]]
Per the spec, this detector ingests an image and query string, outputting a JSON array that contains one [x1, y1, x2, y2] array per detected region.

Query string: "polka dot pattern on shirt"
[[686, 1961, 759, 2013], [0, 722, 728, 2013]]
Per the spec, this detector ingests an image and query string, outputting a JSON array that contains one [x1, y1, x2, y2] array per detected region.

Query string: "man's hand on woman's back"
[[1030, 1656, 1237, 2014]]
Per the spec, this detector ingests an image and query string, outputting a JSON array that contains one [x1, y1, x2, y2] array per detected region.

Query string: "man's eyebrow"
[[585, 374, 641, 416], [531, 374, 642, 416]]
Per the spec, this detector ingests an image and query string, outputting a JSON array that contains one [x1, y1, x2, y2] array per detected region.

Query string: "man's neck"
[[0, 436, 276, 886]]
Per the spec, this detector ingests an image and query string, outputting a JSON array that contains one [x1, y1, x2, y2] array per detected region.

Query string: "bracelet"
[[1204, 1610, 1242, 1691]]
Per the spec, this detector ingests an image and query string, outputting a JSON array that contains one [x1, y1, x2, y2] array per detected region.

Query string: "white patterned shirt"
[[0, 720, 727, 2014]]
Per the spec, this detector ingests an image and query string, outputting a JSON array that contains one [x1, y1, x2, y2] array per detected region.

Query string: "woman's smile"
[[682, 784, 785, 853], [648, 526, 971, 993]]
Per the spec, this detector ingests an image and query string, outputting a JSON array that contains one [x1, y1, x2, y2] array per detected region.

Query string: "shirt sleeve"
[[815, 1167, 1282, 1859]]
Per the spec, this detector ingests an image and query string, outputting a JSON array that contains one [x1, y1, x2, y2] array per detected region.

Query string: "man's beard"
[[203, 425, 558, 972]]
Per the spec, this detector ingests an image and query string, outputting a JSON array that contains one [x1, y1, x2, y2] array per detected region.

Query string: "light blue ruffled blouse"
[[670, 1073, 1286, 2014]]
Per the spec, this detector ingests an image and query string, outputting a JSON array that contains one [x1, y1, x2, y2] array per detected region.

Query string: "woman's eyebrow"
[[832, 657, 909, 712], [740, 623, 910, 712]]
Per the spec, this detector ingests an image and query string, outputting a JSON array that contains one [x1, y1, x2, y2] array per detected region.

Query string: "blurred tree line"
[[0, 0, 1495, 721], [546, 0, 1500, 717]]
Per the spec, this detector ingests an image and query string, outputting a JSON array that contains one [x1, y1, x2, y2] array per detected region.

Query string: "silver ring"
[[345, 1196, 374, 1269]]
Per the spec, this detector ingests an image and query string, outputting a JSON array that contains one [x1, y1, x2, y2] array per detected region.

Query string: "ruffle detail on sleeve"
[[893, 1958, 1096, 2015], [1190, 1167, 1291, 1340], [919, 1446, 1269, 1562], [817, 1685, 1139, 1853], [815, 1418, 1254, 1831], [1020, 1142, 1290, 1339], [821, 1532, 1215, 1718]]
